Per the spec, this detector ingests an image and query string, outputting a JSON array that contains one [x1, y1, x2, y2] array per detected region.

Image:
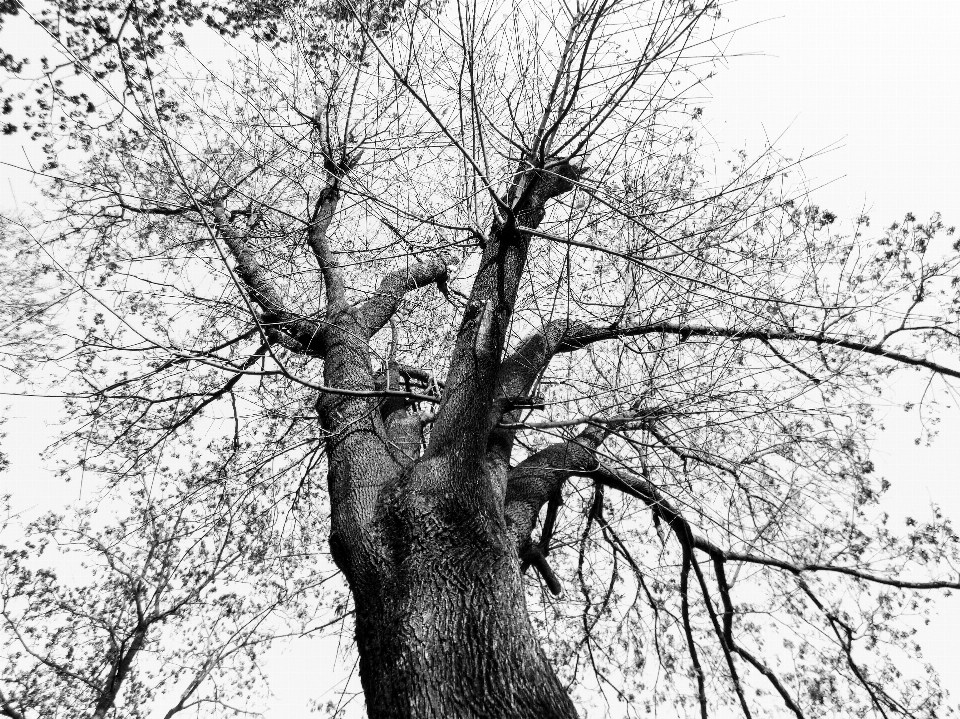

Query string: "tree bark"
[[315, 308, 577, 716], [350, 455, 579, 719], [310, 159, 588, 719]]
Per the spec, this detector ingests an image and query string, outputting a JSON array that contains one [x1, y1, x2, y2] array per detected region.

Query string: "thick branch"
[[486, 318, 594, 475], [505, 428, 605, 545], [358, 255, 454, 337], [307, 182, 346, 308], [212, 206, 326, 354], [503, 425, 607, 592], [91, 622, 148, 719], [486, 313, 959, 482], [497, 318, 595, 398], [427, 160, 585, 465]]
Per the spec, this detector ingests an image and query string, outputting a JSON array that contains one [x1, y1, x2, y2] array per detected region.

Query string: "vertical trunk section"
[[348, 457, 578, 719]]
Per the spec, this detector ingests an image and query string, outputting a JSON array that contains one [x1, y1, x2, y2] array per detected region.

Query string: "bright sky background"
[[2, 0, 960, 715], [707, 0, 960, 708]]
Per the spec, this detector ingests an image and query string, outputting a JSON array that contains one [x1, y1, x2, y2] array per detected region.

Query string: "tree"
[[1, 485, 327, 719], [1, 0, 959, 717]]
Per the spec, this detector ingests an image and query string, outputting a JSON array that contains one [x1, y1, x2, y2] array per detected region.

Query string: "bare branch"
[[592, 464, 960, 590], [555, 321, 960, 381], [425, 159, 585, 470], [307, 181, 347, 308]]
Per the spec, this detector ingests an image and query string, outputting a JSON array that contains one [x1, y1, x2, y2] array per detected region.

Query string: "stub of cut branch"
[[520, 543, 562, 596]]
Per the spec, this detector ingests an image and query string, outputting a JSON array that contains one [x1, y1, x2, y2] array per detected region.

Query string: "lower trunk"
[[353, 549, 577, 719], [345, 460, 578, 719]]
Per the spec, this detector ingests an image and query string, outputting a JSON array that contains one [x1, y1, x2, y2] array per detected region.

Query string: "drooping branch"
[[592, 464, 960, 591], [588, 465, 804, 717], [94, 329, 258, 395], [99, 345, 272, 460], [521, 489, 564, 595], [519, 458, 957, 717], [689, 556, 753, 719], [797, 581, 904, 719], [713, 560, 805, 718], [679, 536, 708, 719]]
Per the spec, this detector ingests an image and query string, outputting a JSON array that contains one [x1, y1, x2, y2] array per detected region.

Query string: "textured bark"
[[321, 409, 581, 718], [307, 160, 587, 719], [352, 456, 579, 719]]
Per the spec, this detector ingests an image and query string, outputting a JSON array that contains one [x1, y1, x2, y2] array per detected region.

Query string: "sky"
[[706, 0, 960, 707], [2, 0, 960, 716]]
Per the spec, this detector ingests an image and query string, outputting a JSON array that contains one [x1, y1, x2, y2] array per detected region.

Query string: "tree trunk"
[[313, 156, 589, 719], [342, 456, 578, 719]]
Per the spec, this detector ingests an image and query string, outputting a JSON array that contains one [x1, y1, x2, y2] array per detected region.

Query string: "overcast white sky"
[[2, 0, 960, 715], [708, 0, 960, 708]]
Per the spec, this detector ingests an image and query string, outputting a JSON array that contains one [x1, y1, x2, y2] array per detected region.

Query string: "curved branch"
[[486, 314, 960, 485], [504, 426, 605, 550], [556, 321, 960, 381], [503, 426, 606, 592], [680, 539, 708, 719], [307, 181, 346, 308], [486, 318, 595, 476], [690, 556, 752, 719], [593, 465, 806, 717], [592, 464, 960, 591], [713, 560, 805, 718], [358, 255, 455, 337]]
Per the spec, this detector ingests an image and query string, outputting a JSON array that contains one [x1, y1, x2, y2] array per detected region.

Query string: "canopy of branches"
[[1, 0, 959, 717]]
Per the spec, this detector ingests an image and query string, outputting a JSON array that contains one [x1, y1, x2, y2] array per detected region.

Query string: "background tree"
[[1, 478, 333, 719], [1, 0, 959, 718]]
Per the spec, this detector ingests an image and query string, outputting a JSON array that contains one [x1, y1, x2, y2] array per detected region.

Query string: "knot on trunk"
[[508, 157, 587, 228], [536, 157, 587, 201]]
